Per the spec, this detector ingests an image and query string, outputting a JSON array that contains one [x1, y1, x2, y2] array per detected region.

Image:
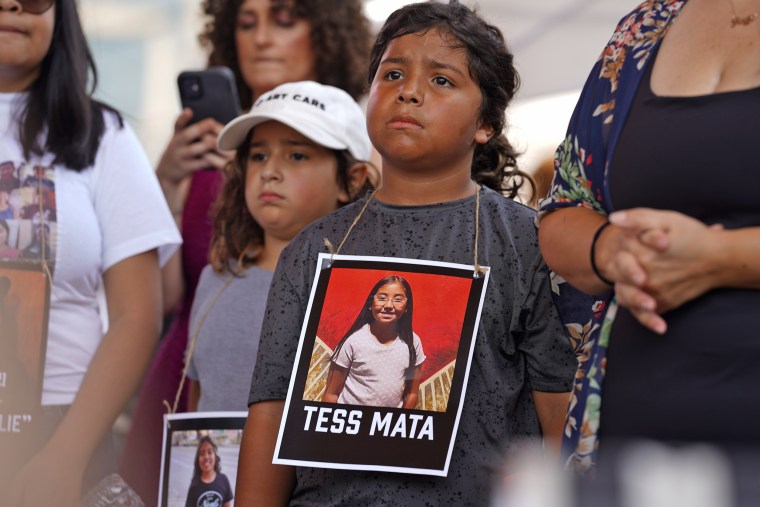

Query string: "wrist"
[[706, 228, 736, 287], [159, 176, 190, 219], [158, 172, 182, 196], [590, 221, 615, 286], [43, 430, 91, 471]]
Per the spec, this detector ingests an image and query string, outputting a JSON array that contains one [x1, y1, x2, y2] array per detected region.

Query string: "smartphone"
[[177, 67, 242, 126]]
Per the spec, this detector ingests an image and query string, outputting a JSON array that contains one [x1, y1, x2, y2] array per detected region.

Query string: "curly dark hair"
[[368, 0, 535, 199], [209, 133, 373, 274], [199, 0, 371, 106]]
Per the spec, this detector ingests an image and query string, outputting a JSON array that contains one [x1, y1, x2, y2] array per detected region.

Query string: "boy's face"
[[245, 121, 347, 242], [366, 27, 493, 176]]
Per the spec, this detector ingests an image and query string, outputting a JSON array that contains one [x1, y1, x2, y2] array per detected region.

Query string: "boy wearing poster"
[[237, 1, 578, 505]]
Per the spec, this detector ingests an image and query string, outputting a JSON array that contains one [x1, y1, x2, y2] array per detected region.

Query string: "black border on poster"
[[158, 412, 247, 507], [273, 254, 490, 476]]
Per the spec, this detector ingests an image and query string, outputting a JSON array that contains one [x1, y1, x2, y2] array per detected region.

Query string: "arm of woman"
[[321, 363, 349, 403], [10, 250, 162, 507], [402, 366, 422, 409], [540, 206, 670, 333], [531, 390, 571, 458], [542, 206, 760, 334], [539, 206, 670, 302], [235, 401, 295, 507], [161, 247, 185, 316], [538, 207, 609, 294], [157, 110, 230, 315], [156, 110, 227, 211]]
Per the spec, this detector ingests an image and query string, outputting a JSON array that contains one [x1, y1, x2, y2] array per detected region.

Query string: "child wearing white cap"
[[184, 81, 372, 413]]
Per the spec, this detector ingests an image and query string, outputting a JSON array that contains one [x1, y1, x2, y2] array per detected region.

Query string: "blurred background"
[[79, 0, 635, 174]]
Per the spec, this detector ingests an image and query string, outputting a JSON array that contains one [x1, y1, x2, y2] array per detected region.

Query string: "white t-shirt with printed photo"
[[0, 92, 181, 406]]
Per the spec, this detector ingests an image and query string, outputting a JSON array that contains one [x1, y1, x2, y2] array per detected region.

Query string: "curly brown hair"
[[199, 0, 371, 106], [209, 133, 373, 274]]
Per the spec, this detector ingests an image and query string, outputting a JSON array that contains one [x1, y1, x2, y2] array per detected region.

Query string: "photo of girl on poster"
[[321, 275, 426, 409], [185, 436, 233, 507]]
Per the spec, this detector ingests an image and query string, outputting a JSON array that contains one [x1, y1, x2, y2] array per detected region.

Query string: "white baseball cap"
[[217, 80, 372, 161]]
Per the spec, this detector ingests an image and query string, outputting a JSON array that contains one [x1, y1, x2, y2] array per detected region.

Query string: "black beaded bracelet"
[[590, 221, 614, 286]]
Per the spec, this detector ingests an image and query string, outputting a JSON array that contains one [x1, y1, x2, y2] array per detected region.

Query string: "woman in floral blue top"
[[539, 0, 760, 473]]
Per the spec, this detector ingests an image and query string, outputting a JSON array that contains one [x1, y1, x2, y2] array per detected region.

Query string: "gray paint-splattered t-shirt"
[[249, 187, 575, 506]]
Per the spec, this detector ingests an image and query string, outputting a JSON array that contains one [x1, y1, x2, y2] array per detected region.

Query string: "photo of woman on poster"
[[185, 436, 233, 507], [322, 275, 426, 409]]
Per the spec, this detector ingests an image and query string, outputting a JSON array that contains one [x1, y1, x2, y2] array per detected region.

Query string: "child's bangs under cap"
[[217, 80, 372, 161]]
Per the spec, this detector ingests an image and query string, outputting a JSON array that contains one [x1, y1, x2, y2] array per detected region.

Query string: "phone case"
[[177, 66, 242, 125]]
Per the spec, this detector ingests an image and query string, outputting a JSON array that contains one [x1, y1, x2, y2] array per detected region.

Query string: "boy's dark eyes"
[[250, 152, 267, 162], [383, 71, 453, 87], [290, 152, 308, 161], [434, 76, 453, 86]]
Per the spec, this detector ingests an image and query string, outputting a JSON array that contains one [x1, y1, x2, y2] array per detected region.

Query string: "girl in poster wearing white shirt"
[[322, 275, 426, 409]]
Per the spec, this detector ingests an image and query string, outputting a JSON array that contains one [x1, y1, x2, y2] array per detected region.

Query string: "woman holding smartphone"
[[120, 0, 372, 503]]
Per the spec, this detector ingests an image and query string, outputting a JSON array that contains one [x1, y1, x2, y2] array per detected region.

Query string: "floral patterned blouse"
[[538, 0, 688, 473]]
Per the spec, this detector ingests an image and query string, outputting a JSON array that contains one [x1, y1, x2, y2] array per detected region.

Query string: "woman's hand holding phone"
[[158, 67, 240, 213], [156, 108, 233, 214]]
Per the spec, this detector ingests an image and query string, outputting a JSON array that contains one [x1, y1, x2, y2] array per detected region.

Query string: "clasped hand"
[[599, 208, 724, 334]]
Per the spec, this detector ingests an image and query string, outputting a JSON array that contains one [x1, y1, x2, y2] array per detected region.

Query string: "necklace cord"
[[164, 276, 234, 416], [36, 177, 53, 284], [327, 185, 484, 277]]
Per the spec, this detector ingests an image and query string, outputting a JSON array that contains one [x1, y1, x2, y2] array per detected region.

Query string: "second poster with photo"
[[275, 254, 489, 476]]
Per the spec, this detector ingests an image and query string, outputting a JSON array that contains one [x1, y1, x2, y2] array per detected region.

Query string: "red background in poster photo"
[[317, 269, 471, 382]]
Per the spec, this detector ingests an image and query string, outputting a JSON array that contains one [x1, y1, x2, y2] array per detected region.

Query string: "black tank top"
[[602, 48, 760, 443]]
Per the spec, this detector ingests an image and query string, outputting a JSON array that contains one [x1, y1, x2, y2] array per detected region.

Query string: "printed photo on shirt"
[[0, 160, 58, 269], [0, 264, 50, 438], [276, 254, 490, 476], [159, 412, 246, 507]]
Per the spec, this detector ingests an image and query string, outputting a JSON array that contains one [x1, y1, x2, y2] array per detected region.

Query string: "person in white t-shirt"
[[0, 0, 180, 505], [322, 275, 426, 409]]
